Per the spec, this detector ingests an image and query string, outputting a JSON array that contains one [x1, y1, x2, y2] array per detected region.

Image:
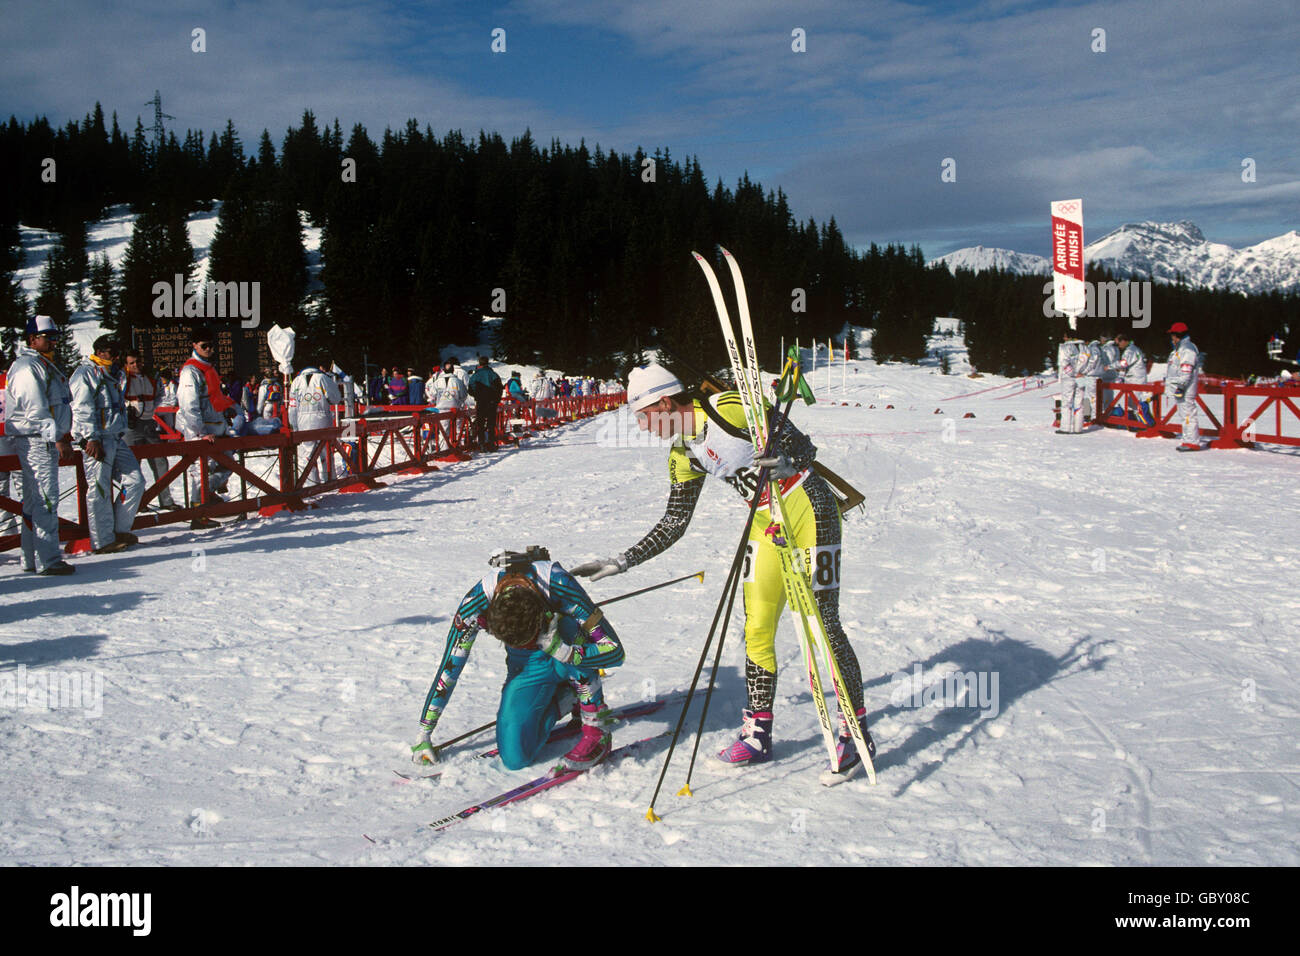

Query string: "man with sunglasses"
[[70, 336, 146, 553], [412, 553, 625, 772], [176, 326, 236, 527], [4, 315, 75, 574]]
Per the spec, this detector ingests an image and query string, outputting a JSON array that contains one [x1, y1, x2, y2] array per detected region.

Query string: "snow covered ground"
[[2, 345, 1298, 866]]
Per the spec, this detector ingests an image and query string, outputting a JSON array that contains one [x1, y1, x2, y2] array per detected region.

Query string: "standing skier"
[[412, 552, 624, 770], [1165, 321, 1203, 451], [572, 364, 874, 780]]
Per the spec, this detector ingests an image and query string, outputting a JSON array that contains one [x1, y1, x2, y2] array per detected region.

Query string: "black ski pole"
[[598, 570, 705, 606], [644, 508, 755, 821], [679, 551, 744, 795]]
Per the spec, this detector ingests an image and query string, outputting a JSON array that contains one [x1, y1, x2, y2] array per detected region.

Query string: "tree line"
[[1, 103, 1295, 381]]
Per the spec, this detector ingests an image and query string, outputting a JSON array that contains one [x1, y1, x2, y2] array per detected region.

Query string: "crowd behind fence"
[[0, 392, 625, 556]]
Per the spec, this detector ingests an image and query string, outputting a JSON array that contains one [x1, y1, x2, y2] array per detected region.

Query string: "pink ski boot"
[[562, 703, 613, 768]]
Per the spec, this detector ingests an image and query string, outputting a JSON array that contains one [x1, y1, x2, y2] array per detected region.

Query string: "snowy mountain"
[[1088, 221, 1300, 294], [930, 245, 1050, 276], [931, 221, 1300, 294]]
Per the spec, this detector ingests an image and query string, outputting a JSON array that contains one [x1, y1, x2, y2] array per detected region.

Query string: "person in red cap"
[[1165, 322, 1202, 451]]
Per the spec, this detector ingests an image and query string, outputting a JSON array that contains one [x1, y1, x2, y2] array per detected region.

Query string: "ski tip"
[[721, 247, 733, 258], [645, 806, 662, 823]]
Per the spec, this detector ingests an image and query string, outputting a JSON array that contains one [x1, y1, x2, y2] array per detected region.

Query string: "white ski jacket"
[[4, 346, 72, 441]]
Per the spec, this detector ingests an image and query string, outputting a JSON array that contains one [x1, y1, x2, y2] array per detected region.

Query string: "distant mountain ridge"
[[931, 221, 1300, 295]]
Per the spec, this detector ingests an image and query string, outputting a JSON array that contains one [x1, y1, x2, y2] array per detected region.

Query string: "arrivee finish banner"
[[1051, 199, 1085, 324]]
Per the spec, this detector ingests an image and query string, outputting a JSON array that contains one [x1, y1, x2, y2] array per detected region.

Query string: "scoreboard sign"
[[133, 325, 273, 380]]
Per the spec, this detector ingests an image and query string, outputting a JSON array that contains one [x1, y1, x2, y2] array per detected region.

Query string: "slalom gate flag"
[[1051, 199, 1085, 324]]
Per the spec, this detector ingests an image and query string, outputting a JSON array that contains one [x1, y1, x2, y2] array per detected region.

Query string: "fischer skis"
[[394, 698, 668, 783], [692, 247, 877, 785], [425, 730, 672, 832]]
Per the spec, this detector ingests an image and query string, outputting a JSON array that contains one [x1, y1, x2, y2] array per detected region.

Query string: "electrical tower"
[[144, 90, 175, 148]]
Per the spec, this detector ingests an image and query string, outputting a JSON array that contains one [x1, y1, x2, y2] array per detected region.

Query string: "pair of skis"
[[369, 698, 670, 838], [692, 248, 877, 786], [423, 730, 673, 832]]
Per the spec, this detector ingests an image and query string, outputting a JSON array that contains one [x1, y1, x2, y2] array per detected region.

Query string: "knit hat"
[[627, 363, 684, 412]]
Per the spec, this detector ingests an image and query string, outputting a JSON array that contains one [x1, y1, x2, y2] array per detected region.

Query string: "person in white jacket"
[[4, 315, 75, 574], [1056, 332, 1087, 434], [1112, 332, 1152, 427], [176, 327, 234, 526], [288, 362, 342, 481], [70, 337, 145, 553], [429, 360, 468, 412], [1165, 322, 1203, 451], [0, 362, 19, 538]]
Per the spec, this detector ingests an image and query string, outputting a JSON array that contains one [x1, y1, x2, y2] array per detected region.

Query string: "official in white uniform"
[[4, 316, 75, 574]]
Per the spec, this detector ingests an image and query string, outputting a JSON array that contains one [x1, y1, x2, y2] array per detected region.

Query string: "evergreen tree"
[[88, 252, 117, 333], [118, 200, 194, 343], [35, 256, 68, 324]]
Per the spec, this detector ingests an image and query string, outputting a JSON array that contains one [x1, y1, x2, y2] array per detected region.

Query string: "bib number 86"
[[807, 545, 841, 591]]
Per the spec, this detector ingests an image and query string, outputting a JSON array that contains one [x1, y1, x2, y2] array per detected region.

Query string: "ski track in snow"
[[3, 358, 1298, 866]]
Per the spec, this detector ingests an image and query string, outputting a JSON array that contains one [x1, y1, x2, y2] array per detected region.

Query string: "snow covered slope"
[[15, 203, 323, 359], [3, 347, 1296, 866]]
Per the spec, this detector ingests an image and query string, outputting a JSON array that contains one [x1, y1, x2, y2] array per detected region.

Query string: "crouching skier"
[[412, 550, 625, 771]]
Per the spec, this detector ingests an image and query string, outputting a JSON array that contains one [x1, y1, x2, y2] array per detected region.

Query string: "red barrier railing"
[[1098, 380, 1300, 448], [1, 391, 626, 554]]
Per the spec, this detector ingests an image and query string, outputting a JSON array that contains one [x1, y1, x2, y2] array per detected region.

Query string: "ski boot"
[[561, 702, 613, 768], [717, 709, 774, 765], [822, 707, 875, 786]]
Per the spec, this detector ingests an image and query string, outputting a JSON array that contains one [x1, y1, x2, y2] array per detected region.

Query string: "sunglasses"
[[196, 341, 213, 349]]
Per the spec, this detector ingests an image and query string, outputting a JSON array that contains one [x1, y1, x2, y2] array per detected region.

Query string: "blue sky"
[[3, 0, 1297, 259]]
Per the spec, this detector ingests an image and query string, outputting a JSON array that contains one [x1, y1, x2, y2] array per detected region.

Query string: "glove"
[[752, 450, 797, 480], [127, 407, 140, 426], [1172, 387, 1186, 401], [411, 733, 438, 765], [570, 554, 628, 582]]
